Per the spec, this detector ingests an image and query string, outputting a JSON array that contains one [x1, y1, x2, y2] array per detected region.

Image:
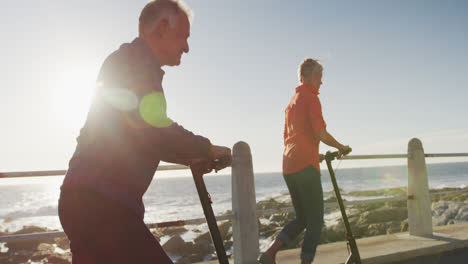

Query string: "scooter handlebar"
[[213, 155, 231, 167], [191, 155, 232, 175], [324, 148, 352, 162]]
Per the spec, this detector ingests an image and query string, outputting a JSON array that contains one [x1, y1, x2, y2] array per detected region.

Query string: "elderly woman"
[[260, 58, 350, 264]]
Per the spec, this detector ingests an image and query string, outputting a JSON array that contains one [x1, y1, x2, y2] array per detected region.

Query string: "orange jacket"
[[283, 84, 326, 175]]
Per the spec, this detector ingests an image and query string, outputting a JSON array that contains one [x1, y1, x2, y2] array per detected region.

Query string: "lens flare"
[[139, 92, 173, 128], [99, 85, 139, 111]]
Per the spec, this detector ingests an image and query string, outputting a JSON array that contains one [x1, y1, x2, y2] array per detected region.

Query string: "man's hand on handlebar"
[[190, 145, 232, 174], [209, 145, 232, 171]]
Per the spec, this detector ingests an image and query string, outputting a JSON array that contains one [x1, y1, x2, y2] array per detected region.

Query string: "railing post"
[[407, 138, 433, 236], [231, 141, 259, 264]]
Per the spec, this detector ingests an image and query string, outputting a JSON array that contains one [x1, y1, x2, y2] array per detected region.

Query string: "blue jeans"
[[277, 165, 324, 262]]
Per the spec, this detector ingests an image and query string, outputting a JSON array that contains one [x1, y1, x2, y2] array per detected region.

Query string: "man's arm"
[[95, 49, 229, 166], [160, 144, 232, 169]]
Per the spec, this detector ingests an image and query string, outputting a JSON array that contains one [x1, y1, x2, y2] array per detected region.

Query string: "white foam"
[[0, 242, 8, 253], [159, 235, 171, 245], [53, 244, 70, 254], [180, 230, 201, 242], [259, 236, 274, 252], [0, 216, 62, 233], [324, 210, 342, 227]]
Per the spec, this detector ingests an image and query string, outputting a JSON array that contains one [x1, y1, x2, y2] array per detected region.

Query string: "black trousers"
[[58, 187, 173, 264]]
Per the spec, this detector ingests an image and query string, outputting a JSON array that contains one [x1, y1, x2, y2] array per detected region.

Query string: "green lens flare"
[[139, 92, 173, 128]]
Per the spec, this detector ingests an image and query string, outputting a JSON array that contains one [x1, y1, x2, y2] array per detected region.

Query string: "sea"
[[1, 162, 467, 236]]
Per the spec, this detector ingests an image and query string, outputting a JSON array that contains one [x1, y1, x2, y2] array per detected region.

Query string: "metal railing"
[[340, 153, 468, 160], [0, 141, 261, 264], [0, 164, 189, 178], [1, 139, 467, 262], [258, 149, 468, 238], [0, 163, 235, 243]]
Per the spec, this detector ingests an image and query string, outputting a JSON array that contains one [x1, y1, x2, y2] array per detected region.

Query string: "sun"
[[52, 68, 96, 129]]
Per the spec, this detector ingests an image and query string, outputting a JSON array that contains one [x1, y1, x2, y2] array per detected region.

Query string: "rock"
[[151, 228, 164, 241], [257, 198, 291, 211], [432, 201, 467, 225], [443, 202, 462, 219], [218, 221, 231, 240], [324, 196, 346, 203], [357, 207, 407, 225], [386, 221, 405, 234], [13, 226, 49, 235], [159, 226, 188, 237], [259, 223, 279, 238], [222, 210, 233, 216], [223, 240, 233, 250], [30, 243, 55, 261], [3, 218, 15, 223], [347, 187, 407, 197], [267, 212, 295, 227], [6, 225, 56, 252], [5, 252, 31, 264], [367, 223, 387, 237], [162, 235, 193, 255], [433, 215, 449, 226], [55, 237, 70, 250], [192, 239, 214, 257], [268, 214, 284, 223], [432, 201, 449, 216], [46, 253, 72, 264], [188, 253, 205, 263], [194, 232, 211, 244], [175, 256, 192, 264], [6, 240, 40, 252], [225, 231, 233, 241], [455, 205, 468, 221], [400, 220, 409, 232]]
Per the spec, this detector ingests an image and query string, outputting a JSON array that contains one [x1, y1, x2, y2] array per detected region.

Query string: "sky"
[[1, 0, 468, 176]]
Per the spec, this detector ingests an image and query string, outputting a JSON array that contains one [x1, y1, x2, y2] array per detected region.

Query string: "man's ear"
[[155, 18, 170, 39]]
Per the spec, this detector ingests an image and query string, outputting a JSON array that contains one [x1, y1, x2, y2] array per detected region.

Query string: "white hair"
[[138, 0, 193, 36], [298, 58, 323, 83]]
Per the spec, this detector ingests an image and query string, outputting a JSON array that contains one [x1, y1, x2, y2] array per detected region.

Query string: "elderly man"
[[58, 1, 231, 263]]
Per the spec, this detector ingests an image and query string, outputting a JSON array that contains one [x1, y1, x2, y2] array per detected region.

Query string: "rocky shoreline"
[[1, 187, 467, 264]]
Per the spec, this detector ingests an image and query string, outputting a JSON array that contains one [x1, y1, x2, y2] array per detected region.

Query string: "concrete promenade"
[[204, 223, 468, 264]]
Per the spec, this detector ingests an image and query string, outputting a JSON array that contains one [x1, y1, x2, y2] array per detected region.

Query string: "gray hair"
[[298, 58, 323, 83], [138, 0, 193, 36]]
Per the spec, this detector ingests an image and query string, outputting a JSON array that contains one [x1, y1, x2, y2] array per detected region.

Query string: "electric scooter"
[[324, 149, 361, 264], [190, 157, 231, 264]]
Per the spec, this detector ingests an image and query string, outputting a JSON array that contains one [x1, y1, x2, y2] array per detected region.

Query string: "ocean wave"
[[0, 205, 58, 219]]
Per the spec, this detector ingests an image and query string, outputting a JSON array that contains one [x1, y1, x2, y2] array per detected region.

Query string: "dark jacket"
[[61, 38, 211, 218]]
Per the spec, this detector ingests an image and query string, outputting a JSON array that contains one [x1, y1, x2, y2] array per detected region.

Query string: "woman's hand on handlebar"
[[337, 145, 351, 159]]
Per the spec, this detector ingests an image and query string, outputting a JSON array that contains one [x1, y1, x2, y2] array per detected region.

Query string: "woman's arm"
[[317, 129, 349, 153]]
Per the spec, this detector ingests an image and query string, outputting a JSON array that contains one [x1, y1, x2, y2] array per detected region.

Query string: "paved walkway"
[[277, 223, 468, 263], [204, 223, 468, 264]]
